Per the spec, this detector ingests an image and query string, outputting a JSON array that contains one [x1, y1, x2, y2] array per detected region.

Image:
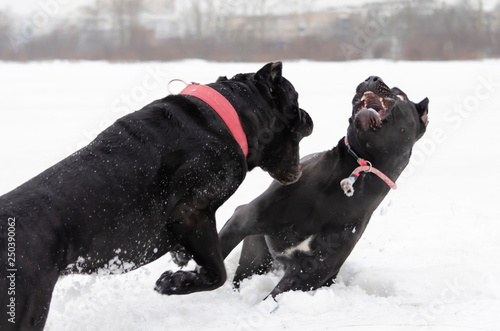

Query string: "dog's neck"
[[341, 135, 410, 184], [344, 136, 364, 163], [208, 82, 281, 172], [180, 84, 249, 158]]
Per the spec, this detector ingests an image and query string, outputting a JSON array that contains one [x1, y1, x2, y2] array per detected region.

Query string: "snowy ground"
[[1, 60, 499, 330]]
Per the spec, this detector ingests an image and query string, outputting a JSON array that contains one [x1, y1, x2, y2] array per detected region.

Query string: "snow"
[[1, 60, 499, 330]]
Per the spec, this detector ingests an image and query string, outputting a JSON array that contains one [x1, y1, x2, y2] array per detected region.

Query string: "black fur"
[[0, 62, 313, 330], [218, 76, 429, 298]]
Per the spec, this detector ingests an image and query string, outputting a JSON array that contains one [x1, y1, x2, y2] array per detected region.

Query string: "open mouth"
[[359, 91, 394, 117], [352, 78, 399, 131]]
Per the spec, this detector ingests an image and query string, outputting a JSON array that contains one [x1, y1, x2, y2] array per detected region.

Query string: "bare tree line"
[[1, 0, 500, 62]]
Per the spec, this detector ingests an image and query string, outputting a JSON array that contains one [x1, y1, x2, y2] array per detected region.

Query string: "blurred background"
[[1, 0, 500, 62], [2, 2, 500, 329]]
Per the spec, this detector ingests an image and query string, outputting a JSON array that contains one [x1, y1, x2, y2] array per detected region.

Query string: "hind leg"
[[233, 235, 274, 288]]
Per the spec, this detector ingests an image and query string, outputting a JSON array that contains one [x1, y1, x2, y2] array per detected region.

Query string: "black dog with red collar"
[[0, 62, 312, 330]]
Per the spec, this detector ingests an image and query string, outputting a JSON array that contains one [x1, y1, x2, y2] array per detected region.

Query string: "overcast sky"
[[0, 0, 498, 15]]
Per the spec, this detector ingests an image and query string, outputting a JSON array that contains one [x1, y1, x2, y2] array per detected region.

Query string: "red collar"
[[180, 84, 248, 157]]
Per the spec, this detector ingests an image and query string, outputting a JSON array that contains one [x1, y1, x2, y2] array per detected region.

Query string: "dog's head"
[[225, 62, 313, 185], [348, 76, 428, 160]]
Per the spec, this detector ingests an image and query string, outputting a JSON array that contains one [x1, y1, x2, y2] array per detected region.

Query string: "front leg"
[[169, 243, 192, 267], [233, 235, 274, 288], [155, 208, 226, 295], [219, 203, 260, 259]]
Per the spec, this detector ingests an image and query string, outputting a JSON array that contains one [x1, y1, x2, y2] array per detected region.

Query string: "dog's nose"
[[365, 76, 382, 84]]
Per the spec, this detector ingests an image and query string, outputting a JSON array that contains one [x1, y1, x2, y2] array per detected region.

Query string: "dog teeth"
[[379, 97, 387, 111]]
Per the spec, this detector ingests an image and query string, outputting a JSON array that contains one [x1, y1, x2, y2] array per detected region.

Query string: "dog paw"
[[154, 270, 194, 294], [154, 271, 173, 294], [154, 268, 224, 295]]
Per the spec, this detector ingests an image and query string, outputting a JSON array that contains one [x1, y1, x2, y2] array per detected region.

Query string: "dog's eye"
[[401, 128, 406, 133], [397, 95, 405, 101]]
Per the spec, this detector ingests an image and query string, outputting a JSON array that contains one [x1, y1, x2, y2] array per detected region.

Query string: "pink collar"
[[341, 136, 397, 197], [180, 84, 248, 157]]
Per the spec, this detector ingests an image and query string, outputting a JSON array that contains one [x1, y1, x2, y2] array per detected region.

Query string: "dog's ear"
[[416, 97, 429, 126], [255, 62, 283, 85], [216, 76, 228, 82], [415, 98, 429, 140], [270, 62, 282, 84]]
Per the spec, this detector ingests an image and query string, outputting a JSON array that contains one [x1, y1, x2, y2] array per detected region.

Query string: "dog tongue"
[[355, 108, 382, 131]]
